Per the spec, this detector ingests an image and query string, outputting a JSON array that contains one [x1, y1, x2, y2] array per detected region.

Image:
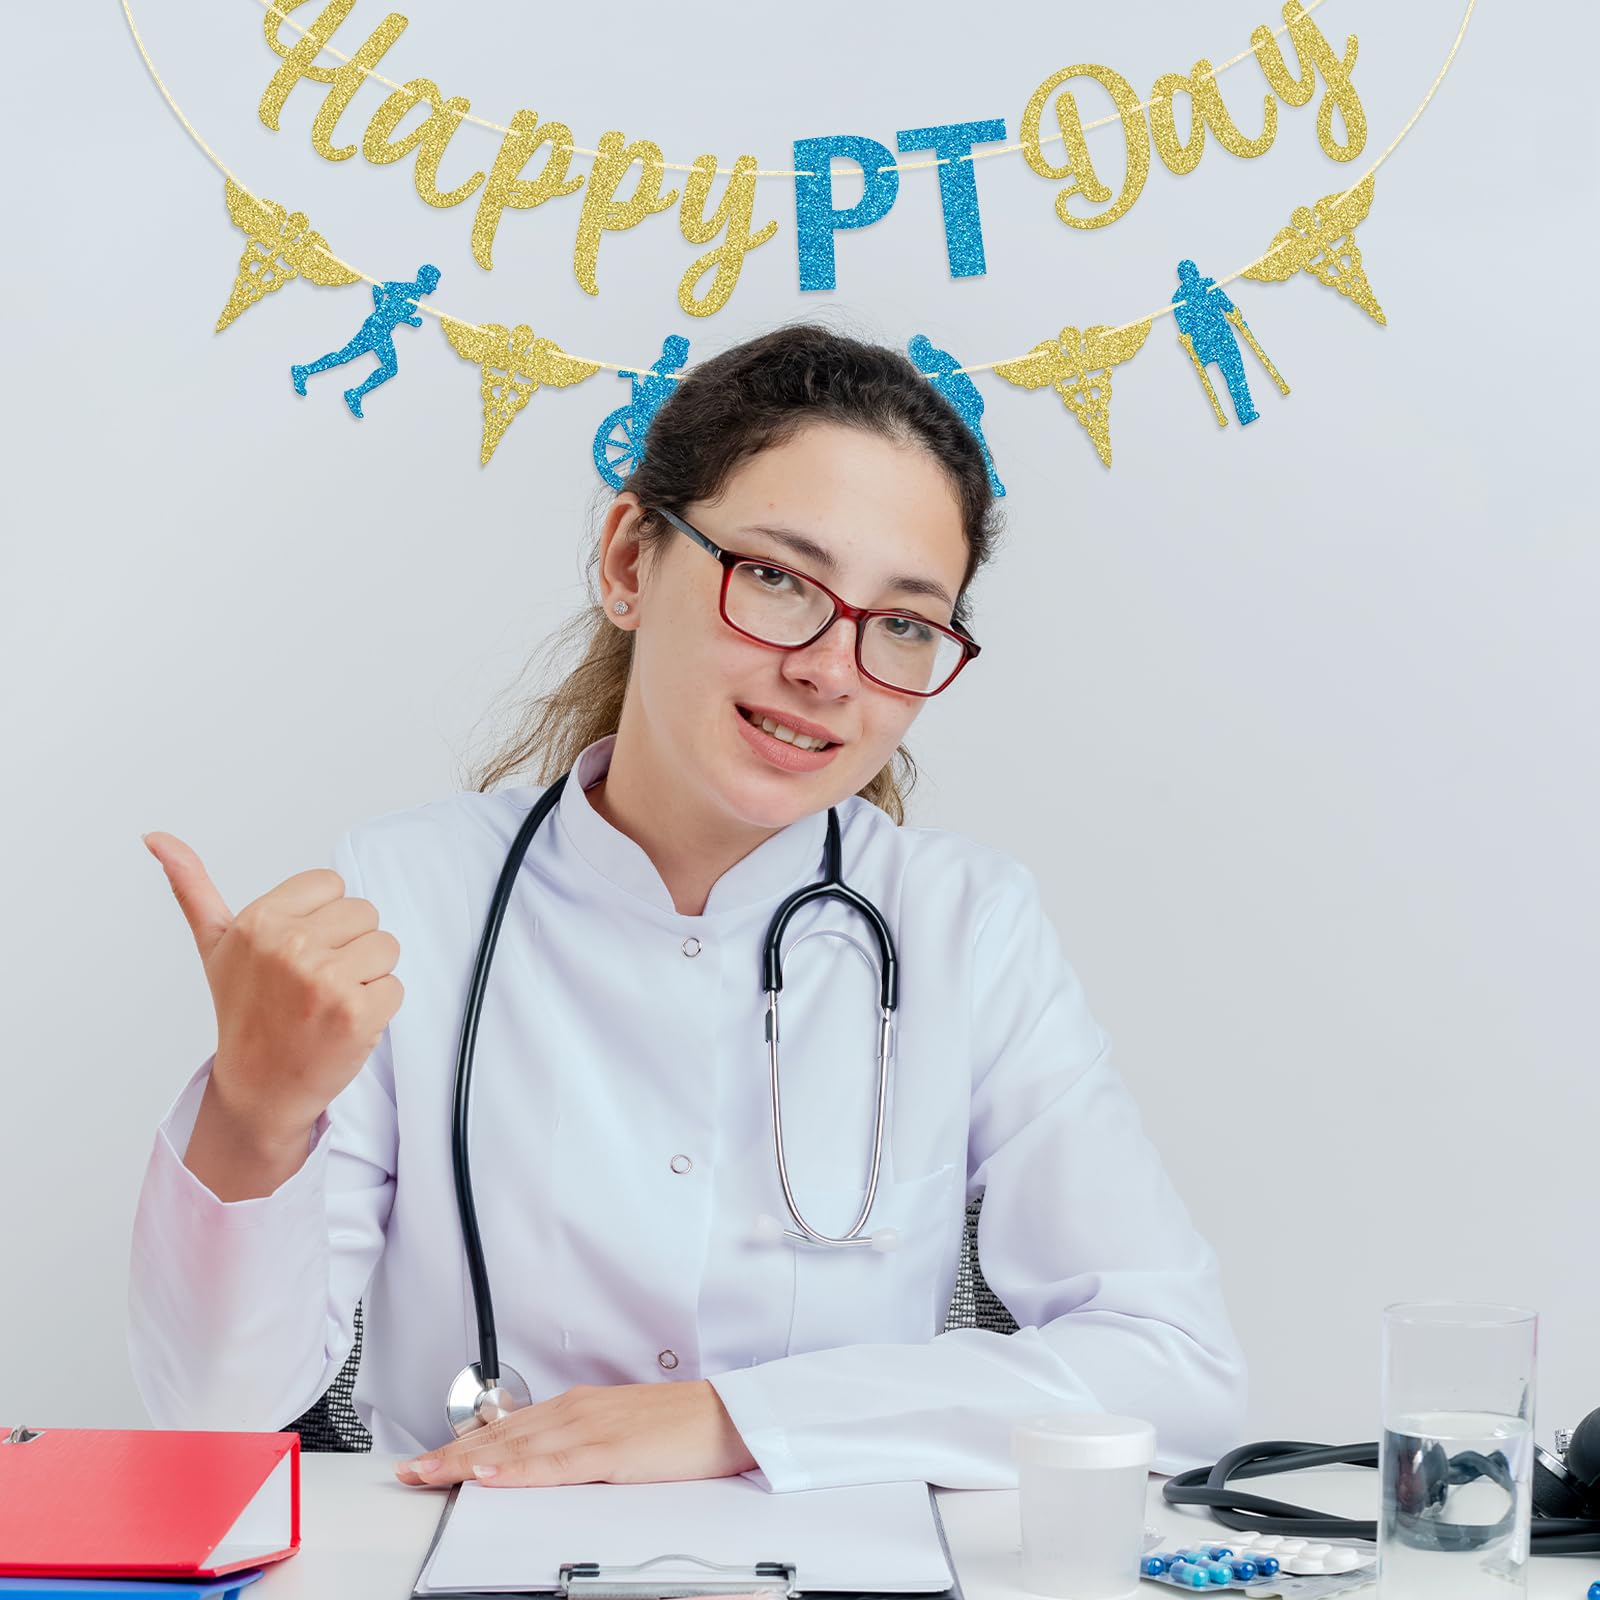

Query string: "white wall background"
[[4, 0, 1595, 1447]]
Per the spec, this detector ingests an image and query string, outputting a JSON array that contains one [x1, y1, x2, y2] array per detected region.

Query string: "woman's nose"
[[782, 616, 860, 693]]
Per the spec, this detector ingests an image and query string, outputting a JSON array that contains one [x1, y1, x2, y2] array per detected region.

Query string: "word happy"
[[258, 0, 778, 317]]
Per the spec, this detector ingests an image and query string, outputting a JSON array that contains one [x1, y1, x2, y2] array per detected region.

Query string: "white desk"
[[258, 1455, 1590, 1599]]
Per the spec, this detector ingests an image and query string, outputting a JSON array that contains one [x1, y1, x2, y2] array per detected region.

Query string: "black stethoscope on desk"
[[1164, 1405, 1600, 1555], [444, 770, 903, 1437]]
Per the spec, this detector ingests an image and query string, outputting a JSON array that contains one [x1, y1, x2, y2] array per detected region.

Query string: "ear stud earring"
[[613, 601, 630, 614]]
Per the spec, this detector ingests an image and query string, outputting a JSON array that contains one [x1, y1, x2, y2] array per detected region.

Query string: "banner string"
[[120, 0, 1474, 377], [247, 0, 1335, 178]]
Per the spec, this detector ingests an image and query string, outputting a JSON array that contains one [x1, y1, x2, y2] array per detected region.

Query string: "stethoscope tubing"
[[762, 808, 897, 1011], [1163, 1438, 1600, 1551], [451, 772, 899, 1391], [761, 807, 899, 1248], [451, 773, 568, 1387]]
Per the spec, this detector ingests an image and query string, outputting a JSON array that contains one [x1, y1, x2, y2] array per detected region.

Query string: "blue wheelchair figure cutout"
[[907, 334, 1005, 497], [291, 264, 441, 419], [592, 335, 690, 489], [1171, 259, 1289, 428]]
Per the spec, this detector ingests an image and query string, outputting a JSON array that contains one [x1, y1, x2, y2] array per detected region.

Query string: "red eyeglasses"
[[648, 506, 981, 697]]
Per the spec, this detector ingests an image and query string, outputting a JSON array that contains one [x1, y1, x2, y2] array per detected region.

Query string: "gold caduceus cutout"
[[993, 319, 1153, 468], [441, 319, 603, 466], [1243, 172, 1385, 325], [216, 180, 361, 332]]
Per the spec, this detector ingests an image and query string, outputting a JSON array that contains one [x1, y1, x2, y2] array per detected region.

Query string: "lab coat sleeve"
[[707, 853, 1247, 1492], [126, 829, 398, 1432]]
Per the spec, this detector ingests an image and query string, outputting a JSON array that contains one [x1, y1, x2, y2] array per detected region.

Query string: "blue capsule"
[[1205, 1546, 1235, 1560], [1227, 1559, 1258, 1581], [1203, 1562, 1234, 1585], [1167, 1560, 1211, 1588], [1254, 1556, 1280, 1576], [1142, 1554, 1171, 1575], [1587, 1583, 1599, 1600]]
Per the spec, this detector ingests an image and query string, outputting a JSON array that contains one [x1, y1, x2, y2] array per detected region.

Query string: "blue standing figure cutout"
[[291, 264, 441, 419], [1171, 259, 1289, 428], [592, 334, 691, 489], [907, 334, 1005, 496]]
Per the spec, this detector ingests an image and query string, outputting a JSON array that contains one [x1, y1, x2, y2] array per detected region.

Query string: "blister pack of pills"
[[1139, 1536, 1375, 1596], [1194, 1534, 1373, 1576]]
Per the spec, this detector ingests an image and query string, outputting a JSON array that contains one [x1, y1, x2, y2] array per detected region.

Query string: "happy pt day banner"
[[122, 0, 1474, 475]]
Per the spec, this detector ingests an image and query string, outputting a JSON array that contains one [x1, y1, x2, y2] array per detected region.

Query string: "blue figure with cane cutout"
[[1171, 259, 1289, 429], [291, 264, 441, 419], [907, 334, 1005, 496]]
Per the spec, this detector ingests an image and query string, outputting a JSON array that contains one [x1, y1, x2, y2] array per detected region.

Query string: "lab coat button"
[[669, 1154, 693, 1174], [658, 1349, 679, 1370], [681, 937, 702, 958]]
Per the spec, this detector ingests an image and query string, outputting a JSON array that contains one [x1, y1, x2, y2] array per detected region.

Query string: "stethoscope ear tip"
[[751, 1212, 786, 1246], [869, 1226, 900, 1253]]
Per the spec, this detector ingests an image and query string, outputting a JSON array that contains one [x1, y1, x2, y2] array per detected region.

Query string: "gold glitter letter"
[[1020, 65, 1150, 231], [1251, 3, 1365, 161], [677, 154, 779, 318], [260, 0, 410, 162], [471, 110, 585, 272], [1150, 58, 1278, 175], [259, 0, 342, 89], [362, 79, 484, 207], [572, 133, 680, 297]]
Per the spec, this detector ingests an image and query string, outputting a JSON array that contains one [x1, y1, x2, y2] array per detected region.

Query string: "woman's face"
[[605, 421, 972, 833]]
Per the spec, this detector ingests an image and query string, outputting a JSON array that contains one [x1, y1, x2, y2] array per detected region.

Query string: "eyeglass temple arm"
[[651, 505, 725, 561]]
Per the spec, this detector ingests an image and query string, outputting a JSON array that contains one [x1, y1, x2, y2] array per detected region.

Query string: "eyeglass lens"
[[725, 561, 963, 694]]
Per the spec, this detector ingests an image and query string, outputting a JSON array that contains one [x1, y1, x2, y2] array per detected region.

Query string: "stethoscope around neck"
[[445, 769, 902, 1436]]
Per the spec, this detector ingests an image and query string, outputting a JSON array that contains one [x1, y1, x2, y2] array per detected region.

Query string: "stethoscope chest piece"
[[446, 1359, 534, 1438]]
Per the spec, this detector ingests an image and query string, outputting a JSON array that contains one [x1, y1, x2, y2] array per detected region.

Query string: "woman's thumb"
[[143, 831, 235, 958]]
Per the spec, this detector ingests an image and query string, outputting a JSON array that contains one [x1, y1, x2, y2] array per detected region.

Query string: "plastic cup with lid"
[[1012, 1413, 1157, 1599]]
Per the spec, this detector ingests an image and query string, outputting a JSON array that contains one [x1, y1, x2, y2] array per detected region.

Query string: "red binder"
[[0, 1428, 300, 1579]]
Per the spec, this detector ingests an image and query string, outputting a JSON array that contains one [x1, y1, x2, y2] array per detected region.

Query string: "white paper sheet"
[[414, 1476, 955, 1595]]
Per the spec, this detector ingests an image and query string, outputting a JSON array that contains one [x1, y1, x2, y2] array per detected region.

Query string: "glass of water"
[[1377, 1301, 1537, 1598]]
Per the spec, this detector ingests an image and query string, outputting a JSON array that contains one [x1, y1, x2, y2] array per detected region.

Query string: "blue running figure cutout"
[[592, 334, 690, 488], [291, 264, 441, 419], [908, 334, 1005, 496], [1171, 258, 1289, 428]]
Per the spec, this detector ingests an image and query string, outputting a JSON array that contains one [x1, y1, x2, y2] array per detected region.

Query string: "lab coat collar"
[[556, 734, 830, 919]]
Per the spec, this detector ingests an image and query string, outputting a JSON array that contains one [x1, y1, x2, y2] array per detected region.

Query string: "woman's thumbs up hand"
[[143, 831, 404, 1173]]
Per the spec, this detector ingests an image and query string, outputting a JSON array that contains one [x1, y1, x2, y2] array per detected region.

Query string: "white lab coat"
[[128, 733, 1247, 1490]]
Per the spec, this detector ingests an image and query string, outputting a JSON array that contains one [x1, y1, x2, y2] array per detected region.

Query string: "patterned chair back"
[[286, 1193, 1017, 1450]]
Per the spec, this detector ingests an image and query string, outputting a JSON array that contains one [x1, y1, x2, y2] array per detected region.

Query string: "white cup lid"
[[1012, 1412, 1157, 1469]]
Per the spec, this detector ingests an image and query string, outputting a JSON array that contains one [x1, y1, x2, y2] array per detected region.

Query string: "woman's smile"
[[733, 701, 843, 771]]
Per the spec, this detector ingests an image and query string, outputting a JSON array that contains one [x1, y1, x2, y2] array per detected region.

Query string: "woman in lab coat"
[[130, 324, 1247, 1493]]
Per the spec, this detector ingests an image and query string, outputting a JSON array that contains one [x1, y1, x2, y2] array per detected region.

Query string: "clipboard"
[[408, 1481, 966, 1600]]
